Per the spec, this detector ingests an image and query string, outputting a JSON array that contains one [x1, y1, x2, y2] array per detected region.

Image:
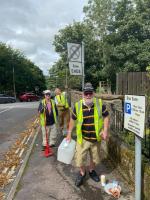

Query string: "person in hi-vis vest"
[[54, 88, 70, 134], [66, 83, 109, 187], [38, 90, 58, 151]]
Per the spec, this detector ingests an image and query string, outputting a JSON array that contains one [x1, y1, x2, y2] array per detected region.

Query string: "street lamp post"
[[12, 62, 16, 100], [82, 41, 85, 90]]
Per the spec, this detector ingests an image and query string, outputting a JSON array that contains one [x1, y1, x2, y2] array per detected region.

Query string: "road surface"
[[0, 102, 39, 159]]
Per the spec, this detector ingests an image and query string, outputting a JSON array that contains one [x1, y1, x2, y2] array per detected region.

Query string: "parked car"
[[0, 94, 16, 103], [19, 92, 39, 102]]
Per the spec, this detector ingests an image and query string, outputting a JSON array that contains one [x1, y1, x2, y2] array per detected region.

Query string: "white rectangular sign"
[[124, 95, 145, 138], [69, 62, 82, 75], [67, 43, 82, 63]]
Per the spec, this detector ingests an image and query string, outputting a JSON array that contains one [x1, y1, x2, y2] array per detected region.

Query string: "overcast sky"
[[0, 0, 88, 75]]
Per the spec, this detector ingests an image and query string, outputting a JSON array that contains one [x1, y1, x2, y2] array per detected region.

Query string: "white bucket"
[[57, 138, 76, 164]]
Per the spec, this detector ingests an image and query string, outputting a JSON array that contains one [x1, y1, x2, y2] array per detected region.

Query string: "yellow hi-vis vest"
[[56, 92, 69, 108], [40, 99, 57, 127], [75, 97, 103, 144]]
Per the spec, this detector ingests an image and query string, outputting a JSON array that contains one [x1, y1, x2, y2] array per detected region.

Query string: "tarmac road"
[[0, 102, 39, 159]]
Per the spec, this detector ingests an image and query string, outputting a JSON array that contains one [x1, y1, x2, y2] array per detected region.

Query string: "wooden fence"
[[116, 72, 150, 95]]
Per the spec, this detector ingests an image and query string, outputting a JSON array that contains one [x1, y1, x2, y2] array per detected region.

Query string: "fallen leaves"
[[0, 192, 5, 200], [0, 117, 39, 190]]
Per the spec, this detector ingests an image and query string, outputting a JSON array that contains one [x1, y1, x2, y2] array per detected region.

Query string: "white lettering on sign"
[[124, 95, 145, 138]]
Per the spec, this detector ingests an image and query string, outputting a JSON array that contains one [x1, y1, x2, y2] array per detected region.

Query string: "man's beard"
[[84, 98, 93, 107]]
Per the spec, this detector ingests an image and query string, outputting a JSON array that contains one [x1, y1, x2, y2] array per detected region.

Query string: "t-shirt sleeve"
[[38, 101, 44, 113], [102, 104, 109, 118], [71, 106, 77, 120]]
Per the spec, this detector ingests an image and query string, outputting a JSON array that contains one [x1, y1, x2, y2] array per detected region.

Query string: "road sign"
[[124, 95, 145, 138], [69, 62, 82, 75], [125, 102, 131, 114], [67, 43, 82, 63]]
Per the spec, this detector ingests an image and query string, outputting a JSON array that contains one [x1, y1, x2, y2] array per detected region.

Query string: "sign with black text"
[[124, 95, 145, 138], [69, 62, 82, 75], [67, 42, 84, 76]]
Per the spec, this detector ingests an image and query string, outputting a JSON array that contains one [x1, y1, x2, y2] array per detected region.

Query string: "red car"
[[19, 92, 39, 102]]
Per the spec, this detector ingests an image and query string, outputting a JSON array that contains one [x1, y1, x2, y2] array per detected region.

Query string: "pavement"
[[14, 128, 134, 200]]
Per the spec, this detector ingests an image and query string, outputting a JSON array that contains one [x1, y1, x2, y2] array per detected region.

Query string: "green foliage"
[[147, 65, 150, 77], [0, 43, 46, 95], [50, 0, 150, 92], [101, 0, 150, 90], [96, 86, 105, 94], [51, 22, 103, 89], [121, 130, 135, 147]]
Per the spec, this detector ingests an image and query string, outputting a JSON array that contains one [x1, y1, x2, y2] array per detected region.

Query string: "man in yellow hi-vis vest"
[[54, 88, 70, 134], [66, 83, 109, 187], [38, 90, 58, 151]]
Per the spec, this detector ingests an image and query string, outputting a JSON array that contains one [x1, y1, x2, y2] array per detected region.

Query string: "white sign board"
[[67, 43, 82, 63], [124, 95, 145, 138], [69, 62, 82, 75]]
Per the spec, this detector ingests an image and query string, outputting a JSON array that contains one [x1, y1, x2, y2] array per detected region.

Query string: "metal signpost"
[[67, 42, 84, 89], [124, 95, 146, 200], [12, 65, 16, 100]]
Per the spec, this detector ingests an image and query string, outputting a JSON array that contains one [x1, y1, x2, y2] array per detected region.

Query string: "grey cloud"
[[0, 0, 88, 75]]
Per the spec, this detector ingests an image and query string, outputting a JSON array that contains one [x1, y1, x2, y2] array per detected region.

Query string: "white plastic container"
[[57, 138, 76, 164]]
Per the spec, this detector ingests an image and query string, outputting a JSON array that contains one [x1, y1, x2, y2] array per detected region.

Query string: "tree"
[[83, 0, 114, 80], [0, 43, 46, 95], [103, 0, 150, 90], [50, 0, 150, 92], [52, 21, 104, 89]]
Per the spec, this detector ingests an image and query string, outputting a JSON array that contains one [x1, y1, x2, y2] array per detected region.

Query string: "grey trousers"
[[41, 124, 58, 146]]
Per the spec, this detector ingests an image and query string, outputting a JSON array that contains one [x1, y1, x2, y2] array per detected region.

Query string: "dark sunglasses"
[[45, 93, 51, 96], [84, 92, 93, 96]]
